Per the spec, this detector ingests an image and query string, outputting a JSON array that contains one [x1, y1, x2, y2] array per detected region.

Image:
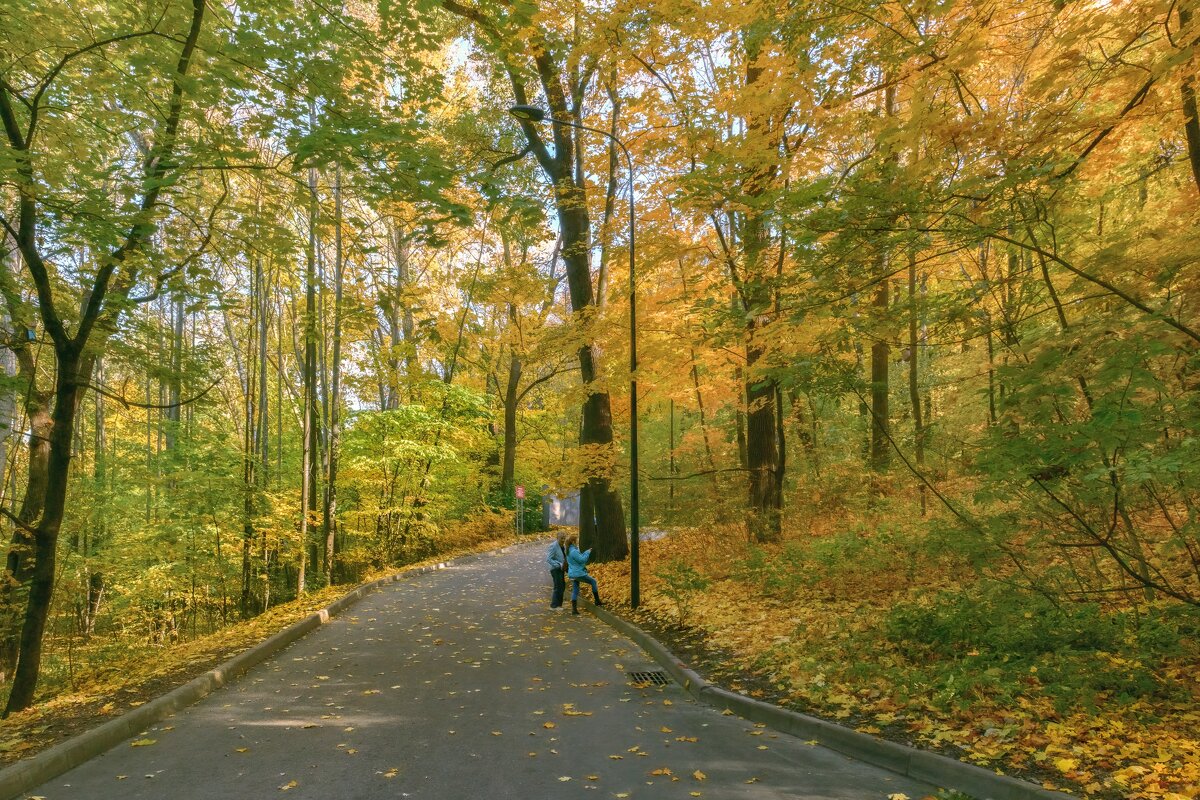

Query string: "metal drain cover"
[[627, 670, 671, 686]]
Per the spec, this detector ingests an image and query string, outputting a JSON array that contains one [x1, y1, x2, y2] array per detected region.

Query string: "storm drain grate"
[[627, 670, 672, 686]]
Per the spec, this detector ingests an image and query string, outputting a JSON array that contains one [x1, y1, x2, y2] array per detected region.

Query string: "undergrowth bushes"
[[883, 586, 1200, 709], [733, 520, 930, 596], [725, 517, 1198, 714]]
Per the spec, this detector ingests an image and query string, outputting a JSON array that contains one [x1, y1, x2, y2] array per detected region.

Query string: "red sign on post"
[[515, 485, 525, 499]]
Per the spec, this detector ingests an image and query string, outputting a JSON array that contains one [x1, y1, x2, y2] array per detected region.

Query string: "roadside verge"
[[586, 603, 1075, 800]]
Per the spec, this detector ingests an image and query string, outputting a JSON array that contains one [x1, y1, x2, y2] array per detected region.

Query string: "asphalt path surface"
[[24, 542, 938, 799]]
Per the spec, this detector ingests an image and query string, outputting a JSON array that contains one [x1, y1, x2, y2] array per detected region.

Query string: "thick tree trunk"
[[1179, 7, 1200, 195], [739, 39, 783, 539], [298, 161, 320, 595], [869, 83, 898, 474], [258, 257, 270, 485], [385, 223, 417, 409], [745, 316, 781, 541], [595, 79, 622, 310], [440, 0, 627, 560], [5, 351, 83, 714], [0, 393, 50, 682], [165, 296, 184, 451], [869, 267, 890, 471], [556, 173, 627, 562], [323, 168, 345, 586], [501, 308, 522, 491], [906, 251, 926, 515]]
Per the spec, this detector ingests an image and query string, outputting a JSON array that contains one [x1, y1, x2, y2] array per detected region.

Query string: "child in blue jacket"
[[565, 532, 602, 615]]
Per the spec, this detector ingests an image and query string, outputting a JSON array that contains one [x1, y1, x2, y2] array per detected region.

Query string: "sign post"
[[515, 485, 525, 535]]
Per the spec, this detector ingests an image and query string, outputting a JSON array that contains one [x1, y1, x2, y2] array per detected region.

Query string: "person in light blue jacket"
[[546, 532, 567, 609], [564, 532, 602, 615]]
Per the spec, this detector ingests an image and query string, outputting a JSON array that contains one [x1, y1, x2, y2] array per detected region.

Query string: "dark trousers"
[[571, 576, 600, 603], [550, 568, 565, 607]]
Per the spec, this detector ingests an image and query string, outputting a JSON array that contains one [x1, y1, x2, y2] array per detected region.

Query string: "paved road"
[[25, 543, 937, 799]]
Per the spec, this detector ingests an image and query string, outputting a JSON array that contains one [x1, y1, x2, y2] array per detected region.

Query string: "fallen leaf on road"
[[693, 770, 706, 781], [279, 780, 298, 791], [130, 739, 156, 747], [558, 776, 571, 782]]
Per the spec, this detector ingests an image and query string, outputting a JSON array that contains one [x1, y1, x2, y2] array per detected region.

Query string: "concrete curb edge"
[[588, 604, 1074, 800], [0, 541, 523, 800]]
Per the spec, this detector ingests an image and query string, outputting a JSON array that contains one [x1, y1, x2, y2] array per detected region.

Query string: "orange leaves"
[[590, 526, 1200, 800]]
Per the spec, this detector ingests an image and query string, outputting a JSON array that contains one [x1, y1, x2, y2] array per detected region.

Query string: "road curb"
[[0, 541, 523, 800], [587, 604, 1074, 800]]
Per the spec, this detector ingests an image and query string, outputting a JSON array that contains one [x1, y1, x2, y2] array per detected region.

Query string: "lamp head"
[[508, 104, 547, 123]]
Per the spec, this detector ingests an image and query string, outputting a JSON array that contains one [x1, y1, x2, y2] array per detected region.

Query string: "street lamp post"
[[508, 103, 640, 609]]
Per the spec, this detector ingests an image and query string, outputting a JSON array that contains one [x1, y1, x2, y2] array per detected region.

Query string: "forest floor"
[[0, 522, 524, 768], [588, 524, 1200, 800]]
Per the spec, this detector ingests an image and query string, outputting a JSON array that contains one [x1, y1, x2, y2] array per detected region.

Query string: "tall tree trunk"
[[6, 349, 86, 714], [745, 315, 780, 541], [384, 221, 418, 408], [869, 268, 890, 471], [298, 159, 320, 595], [241, 253, 261, 619], [595, 77, 621, 310], [739, 35, 783, 541], [165, 296, 184, 451], [906, 250, 926, 515], [558, 188, 628, 562], [501, 306, 522, 491], [1179, 6, 1200, 194], [323, 167, 345, 586], [79, 358, 107, 638], [0, 367, 50, 683], [258, 257, 270, 486], [441, 0, 627, 560], [870, 83, 897, 473]]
